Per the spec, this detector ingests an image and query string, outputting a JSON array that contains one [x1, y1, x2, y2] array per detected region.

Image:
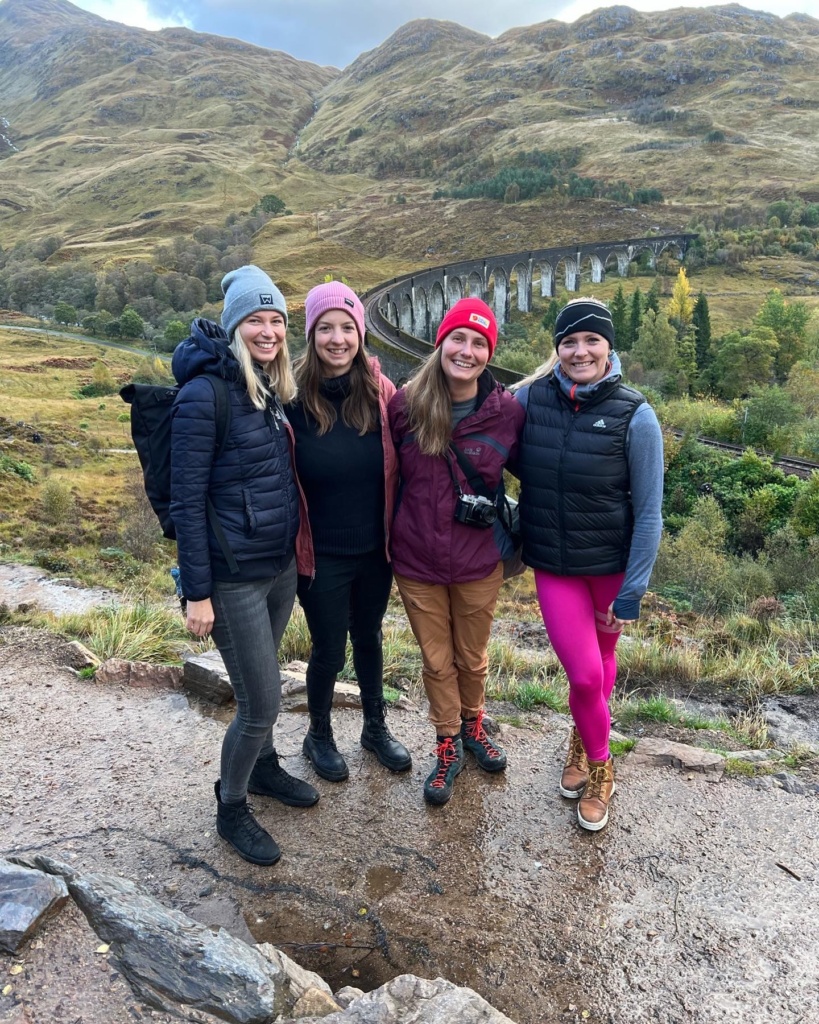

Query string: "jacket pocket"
[[241, 487, 257, 537]]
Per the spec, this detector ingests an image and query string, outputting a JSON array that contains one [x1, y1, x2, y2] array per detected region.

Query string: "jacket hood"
[[553, 350, 623, 404], [172, 318, 242, 386]]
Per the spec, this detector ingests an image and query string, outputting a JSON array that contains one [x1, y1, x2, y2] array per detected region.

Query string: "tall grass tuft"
[[57, 602, 193, 663]]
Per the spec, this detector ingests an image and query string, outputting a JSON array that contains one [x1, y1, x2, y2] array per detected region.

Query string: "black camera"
[[454, 492, 497, 529]]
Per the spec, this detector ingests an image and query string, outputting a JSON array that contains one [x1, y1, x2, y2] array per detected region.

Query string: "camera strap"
[[447, 443, 496, 502], [449, 443, 519, 543]]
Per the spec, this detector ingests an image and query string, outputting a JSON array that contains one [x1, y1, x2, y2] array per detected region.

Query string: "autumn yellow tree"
[[667, 268, 693, 331]]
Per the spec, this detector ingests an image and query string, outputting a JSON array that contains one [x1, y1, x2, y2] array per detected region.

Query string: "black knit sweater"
[[287, 375, 385, 556]]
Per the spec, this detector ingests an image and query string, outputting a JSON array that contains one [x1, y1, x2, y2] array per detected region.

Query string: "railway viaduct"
[[362, 233, 696, 385]]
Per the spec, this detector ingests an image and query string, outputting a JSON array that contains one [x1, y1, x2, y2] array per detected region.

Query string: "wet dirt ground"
[[0, 564, 119, 616], [1, 626, 817, 1024]]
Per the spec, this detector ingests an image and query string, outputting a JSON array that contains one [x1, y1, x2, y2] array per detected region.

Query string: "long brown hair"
[[403, 347, 454, 457], [293, 336, 380, 435]]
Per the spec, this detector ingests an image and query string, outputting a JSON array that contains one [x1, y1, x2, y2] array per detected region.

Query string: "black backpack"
[[120, 374, 239, 573]]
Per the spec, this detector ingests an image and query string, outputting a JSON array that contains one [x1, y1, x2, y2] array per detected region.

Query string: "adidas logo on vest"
[[592, 418, 607, 428]]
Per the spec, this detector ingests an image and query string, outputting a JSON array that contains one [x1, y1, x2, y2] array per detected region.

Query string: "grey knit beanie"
[[220, 265, 287, 339]]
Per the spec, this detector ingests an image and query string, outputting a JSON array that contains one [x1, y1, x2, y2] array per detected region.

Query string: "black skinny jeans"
[[297, 549, 393, 717], [210, 558, 297, 803]]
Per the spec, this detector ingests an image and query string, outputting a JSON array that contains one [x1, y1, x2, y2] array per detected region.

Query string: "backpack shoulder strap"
[[202, 374, 232, 458]]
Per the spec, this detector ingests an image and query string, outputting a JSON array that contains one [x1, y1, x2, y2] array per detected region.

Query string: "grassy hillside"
[[0, 0, 336, 246]]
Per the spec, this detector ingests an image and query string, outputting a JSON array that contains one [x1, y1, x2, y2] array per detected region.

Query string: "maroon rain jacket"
[[388, 371, 524, 586]]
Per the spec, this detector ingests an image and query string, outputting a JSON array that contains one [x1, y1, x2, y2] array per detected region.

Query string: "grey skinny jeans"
[[210, 557, 297, 804]]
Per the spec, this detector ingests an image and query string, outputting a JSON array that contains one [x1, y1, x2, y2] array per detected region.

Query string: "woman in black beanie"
[[515, 297, 664, 831]]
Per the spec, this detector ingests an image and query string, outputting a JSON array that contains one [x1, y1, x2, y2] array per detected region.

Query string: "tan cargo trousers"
[[394, 563, 504, 736]]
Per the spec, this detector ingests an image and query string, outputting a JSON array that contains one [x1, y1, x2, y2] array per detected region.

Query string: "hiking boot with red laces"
[[559, 726, 589, 799], [460, 710, 507, 773], [423, 736, 464, 805], [577, 757, 616, 831]]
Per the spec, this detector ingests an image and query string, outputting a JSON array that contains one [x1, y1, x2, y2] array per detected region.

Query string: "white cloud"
[[74, 0, 191, 32]]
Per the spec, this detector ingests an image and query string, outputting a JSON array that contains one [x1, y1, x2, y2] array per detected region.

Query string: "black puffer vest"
[[518, 374, 645, 576]]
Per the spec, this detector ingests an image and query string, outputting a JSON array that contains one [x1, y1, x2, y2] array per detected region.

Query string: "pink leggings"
[[534, 570, 625, 762]]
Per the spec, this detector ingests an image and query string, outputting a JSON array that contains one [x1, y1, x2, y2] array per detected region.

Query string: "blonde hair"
[[403, 347, 455, 457], [513, 296, 609, 391], [230, 324, 296, 407]]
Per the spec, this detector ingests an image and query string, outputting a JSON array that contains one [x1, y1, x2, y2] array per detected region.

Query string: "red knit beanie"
[[435, 298, 497, 359]]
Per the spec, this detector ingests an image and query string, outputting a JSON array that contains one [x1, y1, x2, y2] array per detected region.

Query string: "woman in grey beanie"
[[170, 264, 318, 867]]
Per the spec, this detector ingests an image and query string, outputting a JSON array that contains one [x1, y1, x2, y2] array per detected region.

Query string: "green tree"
[[713, 328, 778, 400], [692, 291, 712, 370], [786, 362, 819, 417], [790, 474, 819, 540], [626, 287, 643, 351], [741, 386, 802, 449], [53, 301, 77, 325], [632, 309, 679, 371], [163, 320, 188, 346], [644, 278, 662, 314], [119, 305, 145, 339], [258, 193, 286, 215], [754, 289, 811, 380], [610, 285, 628, 350], [541, 298, 562, 336]]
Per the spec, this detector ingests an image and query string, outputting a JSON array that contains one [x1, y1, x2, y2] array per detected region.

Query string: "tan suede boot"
[[559, 726, 589, 799], [577, 757, 615, 831]]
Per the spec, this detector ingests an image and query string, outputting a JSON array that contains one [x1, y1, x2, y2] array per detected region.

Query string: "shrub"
[[39, 478, 76, 526], [0, 455, 35, 483]]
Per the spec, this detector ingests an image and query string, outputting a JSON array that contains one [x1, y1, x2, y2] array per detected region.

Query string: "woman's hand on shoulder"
[[186, 598, 215, 638]]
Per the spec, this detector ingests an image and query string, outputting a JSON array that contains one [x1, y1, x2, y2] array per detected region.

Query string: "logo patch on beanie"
[[344, 297, 355, 308], [468, 312, 491, 329], [259, 293, 274, 304]]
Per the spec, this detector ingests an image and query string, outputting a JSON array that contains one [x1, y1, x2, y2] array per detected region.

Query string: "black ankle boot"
[[303, 713, 349, 782], [248, 750, 320, 807], [361, 697, 412, 772], [214, 781, 280, 866]]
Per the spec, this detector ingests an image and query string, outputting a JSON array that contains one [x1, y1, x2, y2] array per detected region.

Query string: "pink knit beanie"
[[304, 282, 366, 343]]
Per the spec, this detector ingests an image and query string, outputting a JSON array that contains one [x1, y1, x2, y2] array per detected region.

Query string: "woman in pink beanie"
[[286, 281, 411, 783], [388, 297, 524, 805]]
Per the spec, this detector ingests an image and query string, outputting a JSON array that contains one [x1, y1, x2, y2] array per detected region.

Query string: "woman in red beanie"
[[388, 297, 524, 805], [287, 281, 411, 785]]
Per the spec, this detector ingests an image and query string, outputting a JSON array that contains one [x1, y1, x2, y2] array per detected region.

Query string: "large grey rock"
[[0, 858, 69, 953], [629, 738, 724, 778], [182, 649, 234, 704], [58, 639, 101, 671], [290, 988, 341, 1018], [256, 943, 334, 1000], [286, 974, 518, 1023], [20, 855, 293, 1023]]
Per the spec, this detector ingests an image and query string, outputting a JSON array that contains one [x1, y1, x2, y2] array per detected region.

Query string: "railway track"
[[669, 431, 819, 480]]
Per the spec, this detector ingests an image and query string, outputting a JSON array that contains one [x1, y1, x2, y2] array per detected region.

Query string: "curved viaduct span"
[[362, 233, 696, 385]]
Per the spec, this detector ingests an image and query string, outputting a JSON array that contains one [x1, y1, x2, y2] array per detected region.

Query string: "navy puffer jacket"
[[169, 318, 299, 601]]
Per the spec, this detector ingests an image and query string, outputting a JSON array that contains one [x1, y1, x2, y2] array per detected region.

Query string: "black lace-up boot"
[[303, 713, 349, 782], [360, 697, 412, 772], [215, 781, 280, 866], [247, 749, 320, 807]]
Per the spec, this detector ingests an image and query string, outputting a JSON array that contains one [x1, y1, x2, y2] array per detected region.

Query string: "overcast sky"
[[59, 0, 819, 67]]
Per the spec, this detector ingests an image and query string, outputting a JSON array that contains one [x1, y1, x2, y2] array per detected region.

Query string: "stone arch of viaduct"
[[362, 233, 696, 385]]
